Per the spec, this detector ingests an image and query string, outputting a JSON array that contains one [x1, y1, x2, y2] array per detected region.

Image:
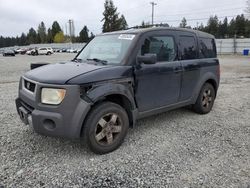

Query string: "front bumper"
[[16, 77, 91, 139]]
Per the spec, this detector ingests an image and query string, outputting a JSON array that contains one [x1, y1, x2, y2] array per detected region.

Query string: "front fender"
[[85, 81, 136, 109]]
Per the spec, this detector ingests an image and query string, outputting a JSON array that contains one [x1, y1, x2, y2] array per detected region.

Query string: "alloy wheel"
[[95, 113, 122, 145]]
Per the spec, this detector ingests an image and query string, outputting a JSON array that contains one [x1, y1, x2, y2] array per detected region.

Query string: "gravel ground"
[[0, 54, 250, 187]]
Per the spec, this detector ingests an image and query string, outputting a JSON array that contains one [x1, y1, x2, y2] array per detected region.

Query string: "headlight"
[[41, 88, 66, 105]]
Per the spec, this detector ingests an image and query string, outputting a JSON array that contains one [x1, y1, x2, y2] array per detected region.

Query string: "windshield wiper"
[[87, 58, 108, 65]]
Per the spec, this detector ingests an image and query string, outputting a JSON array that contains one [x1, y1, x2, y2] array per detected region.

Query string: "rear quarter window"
[[179, 36, 197, 60], [199, 38, 216, 58]]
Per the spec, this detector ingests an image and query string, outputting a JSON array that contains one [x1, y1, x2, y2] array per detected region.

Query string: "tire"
[[47, 52, 51, 55], [193, 83, 216, 114], [82, 102, 129, 154]]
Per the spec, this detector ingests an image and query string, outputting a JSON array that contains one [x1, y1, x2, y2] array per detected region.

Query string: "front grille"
[[24, 79, 36, 92]]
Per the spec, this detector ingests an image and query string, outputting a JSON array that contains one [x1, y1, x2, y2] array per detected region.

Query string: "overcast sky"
[[0, 0, 247, 37]]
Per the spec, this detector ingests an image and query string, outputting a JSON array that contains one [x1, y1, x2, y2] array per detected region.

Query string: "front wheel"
[[193, 83, 216, 114], [82, 102, 129, 154]]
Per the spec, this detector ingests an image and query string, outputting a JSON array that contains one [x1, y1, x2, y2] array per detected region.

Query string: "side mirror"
[[137, 53, 157, 65]]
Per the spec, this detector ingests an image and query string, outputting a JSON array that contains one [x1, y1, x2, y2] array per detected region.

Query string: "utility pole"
[[150, 2, 157, 25], [65, 23, 68, 36], [68, 19, 75, 42]]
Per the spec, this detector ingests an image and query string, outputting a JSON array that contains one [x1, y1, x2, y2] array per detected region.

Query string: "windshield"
[[76, 34, 136, 65]]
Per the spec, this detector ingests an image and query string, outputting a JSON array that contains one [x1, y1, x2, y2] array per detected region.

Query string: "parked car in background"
[[53, 48, 61, 53], [14, 48, 20, 54], [3, 49, 15, 56], [60, 48, 67, 53], [15, 48, 27, 55], [68, 48, 78, 53], [37, 47, 53, 55], [26, 48, 36, 55], [26, 47, 53, 55]]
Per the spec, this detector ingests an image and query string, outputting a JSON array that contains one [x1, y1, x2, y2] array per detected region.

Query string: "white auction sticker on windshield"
[[118, 34, 135, 40]]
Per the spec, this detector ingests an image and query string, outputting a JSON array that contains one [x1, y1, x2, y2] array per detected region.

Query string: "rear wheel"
[[83, 102, 129, 154], [193, 83, 215, 114]]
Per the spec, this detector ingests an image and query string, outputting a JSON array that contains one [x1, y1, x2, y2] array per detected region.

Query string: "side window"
[[141, 36, 176, 62], [199, 38, 216, 58], [179, 36, 197, 60]]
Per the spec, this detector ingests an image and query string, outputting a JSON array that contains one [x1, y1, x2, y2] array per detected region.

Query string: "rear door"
[[177, 32, 201, 101], [134, 31, 182, 112]]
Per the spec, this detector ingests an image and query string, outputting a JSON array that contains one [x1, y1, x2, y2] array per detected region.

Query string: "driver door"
[[134, 33, 182, 112]]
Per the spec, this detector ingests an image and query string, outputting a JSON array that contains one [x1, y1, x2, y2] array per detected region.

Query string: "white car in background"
[[26, 47, 53, 55], [38, 47, 53, 55], [68, 48, 78, 53]]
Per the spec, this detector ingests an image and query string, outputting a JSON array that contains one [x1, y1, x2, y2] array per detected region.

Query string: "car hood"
[[24, 62, 106, 84]]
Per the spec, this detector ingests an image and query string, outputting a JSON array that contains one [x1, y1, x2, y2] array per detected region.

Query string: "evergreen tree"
[[79, 26, 89, 42], [102, 0, 128, 32], [234, 14, 246, 36], [205, 16, 219, 37], [228, 18, 236, 37], [179, 17, 187, 28], [245, 19, 250, 38], [218, 17, 228, 38], [19, 33, 27, 45], [140, 21, 151, 28], [51, 21, 62, 39], [27, 27, 37, 44], [47, 28, 53, 43], [38, 21, 47, 43], [118, 14, 128, 30]]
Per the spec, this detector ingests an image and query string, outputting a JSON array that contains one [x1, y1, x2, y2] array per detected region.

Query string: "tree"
[[27, 27, 37, 44], [19, 33, 27, 45], [37, 21, 47, 43], [245, 19, 250, 38], [53, 31, 65, 43], [102, 0, 128, 32], [139, 21, 151, 28], [51, 21, 62, 39], [79, 26, 89, 42], [47, 28, 53, 43], [217, 17, 228, 38], [234, 14, 246, 36], [228, 18, 236, 37], [118, 14, 128, 30], [179, 17, 187, 28], [205, 15, 219, 37]]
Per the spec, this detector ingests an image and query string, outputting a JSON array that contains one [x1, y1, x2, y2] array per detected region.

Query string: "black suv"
[[16, 27, 220, 154]]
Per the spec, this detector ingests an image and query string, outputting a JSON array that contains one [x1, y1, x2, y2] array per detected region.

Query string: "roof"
[[101, 27, 214, 38]]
